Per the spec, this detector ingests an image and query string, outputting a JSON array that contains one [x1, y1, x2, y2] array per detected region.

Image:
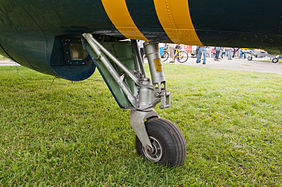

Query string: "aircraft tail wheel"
[[272, 58, 278, 63], [135, 118, 187, 166], [248, 56, 253, 61]]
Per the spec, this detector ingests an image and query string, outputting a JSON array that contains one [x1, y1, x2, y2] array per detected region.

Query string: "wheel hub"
[[142, 136, 163, 162]]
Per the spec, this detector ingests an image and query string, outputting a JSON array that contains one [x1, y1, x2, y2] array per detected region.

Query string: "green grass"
[[0, 65, 281, 186], [0, 55, 5, 60], [0, 55, 9, 61]]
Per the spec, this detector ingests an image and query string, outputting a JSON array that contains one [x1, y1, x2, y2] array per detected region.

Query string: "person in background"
[[171, 44, 181, 63], [214, 47, 221, 61], [239, 48, 246, 59], [232, 48, 239, 58], [196, 46, 207, 64], [205, 47, 211, 58], [220, 47, 226, 58], [212, 47, 216, 58], [159, 43, 165, 57], [169, 44, 176, 63], [196, 46, 200, 57], [226, 47, 232, 60]]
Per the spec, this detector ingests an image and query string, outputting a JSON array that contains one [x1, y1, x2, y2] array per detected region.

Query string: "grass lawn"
[[0, 65, 281, 185]]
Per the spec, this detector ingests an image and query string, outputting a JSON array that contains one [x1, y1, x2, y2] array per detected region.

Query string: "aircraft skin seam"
[[164, 0, 177, 30], [153, 0, 203, 45], [101, 0, 149, 41]]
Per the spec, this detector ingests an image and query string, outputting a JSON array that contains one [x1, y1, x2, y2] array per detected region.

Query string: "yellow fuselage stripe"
[[154, 0, 203, 45], [101, 0, 149, 41]]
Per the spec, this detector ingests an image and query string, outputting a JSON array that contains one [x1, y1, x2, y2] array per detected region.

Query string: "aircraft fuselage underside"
[[0, 0, 281, 73]]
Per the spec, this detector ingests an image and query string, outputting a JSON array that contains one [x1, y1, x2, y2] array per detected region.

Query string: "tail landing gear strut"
[[83, 33, 186, 166]]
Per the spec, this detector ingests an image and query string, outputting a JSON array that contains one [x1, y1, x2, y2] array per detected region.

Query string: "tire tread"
[[136, 118, 186, 167], [149, 118, 186, 166]]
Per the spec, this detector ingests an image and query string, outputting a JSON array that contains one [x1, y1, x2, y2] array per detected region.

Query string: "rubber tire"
[[272, 58, 278, 63], [161, 51, 169, 62], [248, 56, 253, 61], [135, 118, 187, 167], [177, 51, 189, 63]]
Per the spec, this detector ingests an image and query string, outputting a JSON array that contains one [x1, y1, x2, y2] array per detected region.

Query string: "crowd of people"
[[197, 46, 248, 63], [159, 44, 249, 64]]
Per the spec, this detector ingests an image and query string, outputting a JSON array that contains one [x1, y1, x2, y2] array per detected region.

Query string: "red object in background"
[[185, 45, 192, 53]]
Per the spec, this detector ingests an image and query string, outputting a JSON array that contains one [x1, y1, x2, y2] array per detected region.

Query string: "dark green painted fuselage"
[[0, 0, 281, 80]]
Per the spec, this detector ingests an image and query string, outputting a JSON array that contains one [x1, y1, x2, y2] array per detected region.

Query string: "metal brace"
[[130, 110, 159, 151]]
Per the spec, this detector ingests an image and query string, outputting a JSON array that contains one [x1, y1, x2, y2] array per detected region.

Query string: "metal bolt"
[[146, 145, 153, 154]]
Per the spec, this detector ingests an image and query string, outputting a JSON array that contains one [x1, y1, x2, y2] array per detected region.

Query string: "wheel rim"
[[177, 52, 188, 63], [142, 136, 163, 162]]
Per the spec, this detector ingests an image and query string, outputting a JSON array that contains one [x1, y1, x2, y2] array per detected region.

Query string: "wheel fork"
[[130, 110, 159, 152]]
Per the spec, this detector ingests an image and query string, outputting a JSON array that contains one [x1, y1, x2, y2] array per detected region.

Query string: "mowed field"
[[0, 64, 281, 186]]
